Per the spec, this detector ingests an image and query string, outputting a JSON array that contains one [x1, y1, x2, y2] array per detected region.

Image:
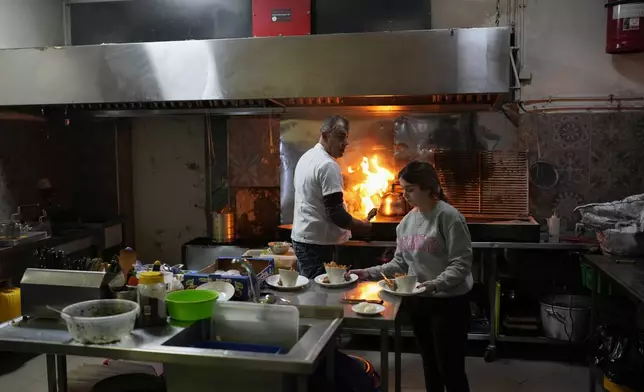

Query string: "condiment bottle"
[[547, 212, 560, 243], [137, 272, 167, 327]]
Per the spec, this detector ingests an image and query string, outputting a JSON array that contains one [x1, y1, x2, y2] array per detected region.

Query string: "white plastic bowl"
[[196, 281, 235, 302], [61, 299, 140, 344]]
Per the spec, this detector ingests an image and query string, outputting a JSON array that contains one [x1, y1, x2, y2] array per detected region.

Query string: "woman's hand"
[[418, 281, 437, 293], [349, 269, 370, 281]]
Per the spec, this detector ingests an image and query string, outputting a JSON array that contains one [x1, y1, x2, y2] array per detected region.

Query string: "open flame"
[[345, 155, 395, 217]]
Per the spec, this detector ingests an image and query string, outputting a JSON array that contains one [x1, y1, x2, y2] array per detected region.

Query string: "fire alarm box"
[[252, 0, 311, 37], [606, 0, 644, 54]]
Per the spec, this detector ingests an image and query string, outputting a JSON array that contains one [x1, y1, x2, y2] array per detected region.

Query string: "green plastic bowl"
[[165, 290, 218, 321]]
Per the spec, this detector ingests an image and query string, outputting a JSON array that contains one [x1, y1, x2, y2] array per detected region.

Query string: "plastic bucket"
[[165, 290, 218, 321]]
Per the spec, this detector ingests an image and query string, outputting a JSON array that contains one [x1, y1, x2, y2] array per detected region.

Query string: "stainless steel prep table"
[[0, 312, 343, 392], [338, 240, 596, 363], [583, 254, 644, 392], [265, 281, 404, 392]]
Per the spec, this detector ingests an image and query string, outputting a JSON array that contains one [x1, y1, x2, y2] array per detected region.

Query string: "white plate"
[[197, 281, 235, 302], [377, 280, 426, 296], [352, 303, 386, 316], [314, 273, 358, 288], [265, 274, 309, 290]]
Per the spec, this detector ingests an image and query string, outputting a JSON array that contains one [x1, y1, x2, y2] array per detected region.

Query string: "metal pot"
[[540, 295, 591, 343], [378, 185, 408, 217], [212, 207, 235, 244]]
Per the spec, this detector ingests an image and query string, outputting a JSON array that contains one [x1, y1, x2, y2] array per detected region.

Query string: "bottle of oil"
[[137, 272, 167, 327]]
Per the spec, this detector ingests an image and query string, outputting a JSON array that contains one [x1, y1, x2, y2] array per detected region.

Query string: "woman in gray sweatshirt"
[[351, 161, 472, 392]]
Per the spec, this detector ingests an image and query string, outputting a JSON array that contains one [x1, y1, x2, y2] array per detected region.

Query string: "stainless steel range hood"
[[0, 27, 511, 112]]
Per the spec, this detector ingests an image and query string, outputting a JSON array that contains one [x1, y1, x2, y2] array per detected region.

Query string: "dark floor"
[[0, 338, 594, 392]]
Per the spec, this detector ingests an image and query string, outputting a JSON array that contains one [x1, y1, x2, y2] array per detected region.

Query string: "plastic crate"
[[581, 263, 613, 296]]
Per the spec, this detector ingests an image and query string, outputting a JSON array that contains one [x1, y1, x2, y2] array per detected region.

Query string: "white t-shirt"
[[291, 143, 351, 245]]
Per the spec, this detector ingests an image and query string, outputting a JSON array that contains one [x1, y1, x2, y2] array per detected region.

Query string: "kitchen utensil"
[[352, 302, 385, 316], [118, 248, 137, 279], [530, 117, 559, 190], [165, 290, 218, 321], [60, 299, 139, 344], [340, 298, 384, 305], [212, 207, 235, 243], [540, 295, 591, 343], [395, 275, 418, 294], [378, 184, 408, 217], [268, 241, 291, 255], [46, 305, 68, 318], [366, 207, 378, 221], [380, 272, 394, 287], [266, 274, 309, 291], [212, 302, 299, 350], [259, 293, 291, 305], [378, 280, 426, 296], [314, 273, 359, 288], [196, 281, 235, 302]]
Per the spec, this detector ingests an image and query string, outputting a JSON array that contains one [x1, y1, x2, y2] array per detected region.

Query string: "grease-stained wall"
[[0, 118, 118, 222], [132, 117, 207, 263]]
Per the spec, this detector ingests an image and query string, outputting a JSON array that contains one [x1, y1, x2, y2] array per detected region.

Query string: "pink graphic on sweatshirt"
[[397, 235, 441, 254]]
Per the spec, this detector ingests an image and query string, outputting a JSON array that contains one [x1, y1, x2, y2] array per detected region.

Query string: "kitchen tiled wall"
[[227, 118, 281, 239], [0, 119, 119, 221], [228, 118, 281, 188], [227, 112, 644, 236], [518, 112, 644, 231]]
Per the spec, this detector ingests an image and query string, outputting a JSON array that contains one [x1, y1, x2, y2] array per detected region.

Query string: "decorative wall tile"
[[548, 149, 590, 188], [634, 113, 644, 148], [520, 112, 644, 232], [552, 191, 585, 231], [228, 118, 280, 187], [550, 114, 590, 149], [234, 187, 280, 240]]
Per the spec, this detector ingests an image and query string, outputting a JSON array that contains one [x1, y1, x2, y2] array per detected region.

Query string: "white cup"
[[278, 269, 299, 287], [325, 267, 347, 284], [395, 275, 418, 294]]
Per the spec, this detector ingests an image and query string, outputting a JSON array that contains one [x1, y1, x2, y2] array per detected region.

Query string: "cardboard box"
[[243, 249, 297, 270], [208, 257, 274, 301], [181, 272, 210, 289]]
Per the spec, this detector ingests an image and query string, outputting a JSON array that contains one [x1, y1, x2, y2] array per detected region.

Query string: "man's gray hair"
[[320, 115, 349, 134]]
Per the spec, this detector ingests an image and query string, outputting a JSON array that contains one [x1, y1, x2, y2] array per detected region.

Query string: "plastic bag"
[[594, 325, 644, 390], [575, 194, 644, 256]]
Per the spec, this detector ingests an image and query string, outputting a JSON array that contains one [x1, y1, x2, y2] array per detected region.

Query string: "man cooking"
[[291, 116, 372, 279]]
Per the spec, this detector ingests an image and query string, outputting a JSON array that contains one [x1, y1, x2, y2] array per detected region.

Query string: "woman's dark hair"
[[398, 161, 448, 202]]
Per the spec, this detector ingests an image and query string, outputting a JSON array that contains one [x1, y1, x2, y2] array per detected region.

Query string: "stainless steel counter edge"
[[0, 316, 343, 374], [342, 240, 595, 250]]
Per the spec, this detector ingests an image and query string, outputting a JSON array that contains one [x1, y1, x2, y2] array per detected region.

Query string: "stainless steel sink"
[[162, 306, 343, 392], [162, 318, 312, 353]]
